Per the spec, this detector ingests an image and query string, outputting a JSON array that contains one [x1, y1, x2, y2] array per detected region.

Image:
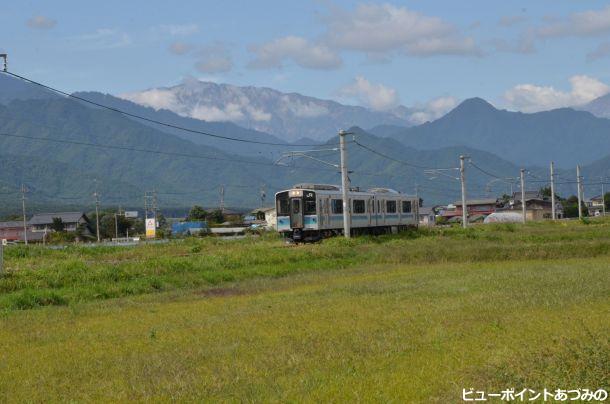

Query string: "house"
[[28, 212, 92, 234], [443, 199, 500, 219], [503, 191, 563, 220], [0, 221, 44, 243], [418, 207, 436, 226], [586, 195, 606, 217], [251, 207, 277, 230]]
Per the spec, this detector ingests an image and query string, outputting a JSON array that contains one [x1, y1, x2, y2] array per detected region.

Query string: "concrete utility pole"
[[602, 177, 606, 217], [219, 185, 225, 214], [114, 206, 122, 240], [260, 184, 266, 208], [21, 184, 28, 245], [339, 130, 351, 238], [520, 169, 526, 224], [94, 180, 101, 243], [577, 165, 583, 220], [459, 155, 468, 229], [414, 183, 420, 224], [550, 162, 556, 220]]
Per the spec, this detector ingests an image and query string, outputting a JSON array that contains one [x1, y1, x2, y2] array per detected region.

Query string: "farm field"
[[0, 220, 608, 402]]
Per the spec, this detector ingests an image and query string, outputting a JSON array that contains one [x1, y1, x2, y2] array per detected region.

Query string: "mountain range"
[[1, 72, 610, 216], [119, 78, 413, 142], [372, 98, 610, 168]]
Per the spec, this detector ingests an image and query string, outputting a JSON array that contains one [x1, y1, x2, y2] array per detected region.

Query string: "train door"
[[290, 198, 303, 229], [367, 197, 373, 226], [325, 197, 331, 228]]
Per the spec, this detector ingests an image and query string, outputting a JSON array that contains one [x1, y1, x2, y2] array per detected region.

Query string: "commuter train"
[[275, 183, 419, 241]]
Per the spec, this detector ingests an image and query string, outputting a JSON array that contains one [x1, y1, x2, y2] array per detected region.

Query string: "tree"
[[562, 195, 588, 218], [539, 186, 552, 198], [605, 192, 610, 211], [208, 209, 224, 224], [187, 205, 208, 221], [51, 217, 65, 232]]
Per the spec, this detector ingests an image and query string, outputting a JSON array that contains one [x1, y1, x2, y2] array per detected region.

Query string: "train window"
[[386, 200, 397, 213], [304, 200, 316, 215], [402, 200, 412, 213], [331, 199, 343, 214], [277, 194, 290, 215], [353, 200, 365, 214]]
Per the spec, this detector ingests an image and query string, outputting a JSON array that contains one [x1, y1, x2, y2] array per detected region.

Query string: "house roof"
[[28, 212, 87, 225], [454, 198, 498, 206], [0, 221, 25, 229], [418, 207, 435, 215], [512, 191, 544, 202]]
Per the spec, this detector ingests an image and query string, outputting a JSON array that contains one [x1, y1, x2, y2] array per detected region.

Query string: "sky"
[[2, 0, 610, 118]]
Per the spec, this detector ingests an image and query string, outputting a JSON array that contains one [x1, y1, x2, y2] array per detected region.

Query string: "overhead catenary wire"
[[1, 70, 342, 148], [352, 139, 455, 170]]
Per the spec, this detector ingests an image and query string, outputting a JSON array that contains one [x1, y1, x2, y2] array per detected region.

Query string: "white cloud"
[[587, 42, 610, 61], [72, 28, 132, 50], [27, 15, 56, 30], [168, 41, 192, 55], [408, 96, 459, 124], [503, 75, 610, 112], [120, 88, 179, 111], [498, 15, 527, 27], [191, 102, 271, 122], [338, 76, 399, 111], [195, 43, 233, 74], [191, 103, 246, 122], [324, 4, 481, 57], [281, 96, 329, 118], [158, 24, 199, 36], [491, 34, 536, 54], [538, 6, 610, 38], [248, 36, 342, 70]]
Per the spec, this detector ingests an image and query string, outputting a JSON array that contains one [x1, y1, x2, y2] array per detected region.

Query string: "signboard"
[[124, 211, 138, 218], [145, 218, 156, 239]]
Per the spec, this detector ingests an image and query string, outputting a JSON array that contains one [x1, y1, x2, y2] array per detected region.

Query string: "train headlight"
[[290, 190, 303, 197]]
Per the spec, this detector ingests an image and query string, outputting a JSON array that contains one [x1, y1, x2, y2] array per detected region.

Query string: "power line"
[[468, 160, 515, 182], [0, 132, 288, 168], [353, 139, 453, 170], [1, 70, 341, 148]]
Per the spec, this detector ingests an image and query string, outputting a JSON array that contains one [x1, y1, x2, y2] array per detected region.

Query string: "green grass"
[[2, 220, 610, 310], [0, 220, 608, 401]]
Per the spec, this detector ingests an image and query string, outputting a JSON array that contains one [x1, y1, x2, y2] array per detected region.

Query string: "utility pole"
[[94, 180, 101, 243], [21, 184, 28, 245], [260, 184, 266, 208], [414, 183, 420, 224], [114, 206, 121, 240], [459, 155, 468, 229], [520, 169, 526, 224], [219, 185, 225, 214], [339, 130, 351, 238], [602, 177, 606, 217], [550, 162, 556, 220], [576, 165, 583, 220]]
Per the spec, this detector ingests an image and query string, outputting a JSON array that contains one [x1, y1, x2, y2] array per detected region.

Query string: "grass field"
[[0, 220, 608, 402]]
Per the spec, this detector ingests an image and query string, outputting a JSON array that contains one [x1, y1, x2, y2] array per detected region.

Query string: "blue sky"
[[2, 0, 610, 116]]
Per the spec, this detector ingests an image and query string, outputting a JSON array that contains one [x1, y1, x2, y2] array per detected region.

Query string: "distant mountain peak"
[[451, 97, 497, 114], [119, 79, 414, 142]]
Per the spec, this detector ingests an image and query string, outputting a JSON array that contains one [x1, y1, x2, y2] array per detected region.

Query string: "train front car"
[[275, 187, 319, 242]]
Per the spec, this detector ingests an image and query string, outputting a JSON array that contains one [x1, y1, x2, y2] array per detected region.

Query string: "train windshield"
[[276, 192, 290, 215], [303, 190, 316, 215]]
